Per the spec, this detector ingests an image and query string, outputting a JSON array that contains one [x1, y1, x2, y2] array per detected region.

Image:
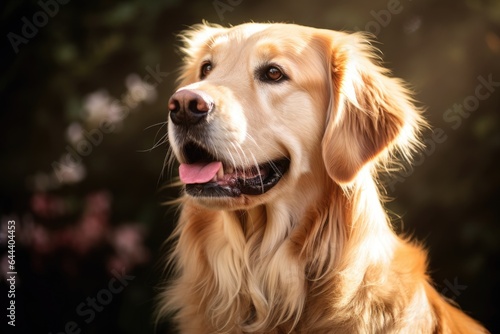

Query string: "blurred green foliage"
[[1, 0, 499, 333]]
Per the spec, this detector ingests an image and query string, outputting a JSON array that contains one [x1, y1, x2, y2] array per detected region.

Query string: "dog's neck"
[[231, 168, 397, 261], [169, 169, 434, 332], [178, 167, 400, 282]]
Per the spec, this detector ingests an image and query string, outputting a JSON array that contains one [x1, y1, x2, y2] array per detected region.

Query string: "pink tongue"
[[179, 162, 222, 184]]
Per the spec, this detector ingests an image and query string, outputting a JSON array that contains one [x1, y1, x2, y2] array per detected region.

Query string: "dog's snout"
[[168, 89, 214, 126]]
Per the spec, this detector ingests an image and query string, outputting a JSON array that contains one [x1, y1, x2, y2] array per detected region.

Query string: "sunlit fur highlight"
[[158, 22, 489, 334]]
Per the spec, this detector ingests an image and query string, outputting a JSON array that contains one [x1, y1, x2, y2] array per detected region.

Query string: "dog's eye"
[[266, 67, 283, 81], [259, 65, 288, 83], [200, 62, 213, 79]]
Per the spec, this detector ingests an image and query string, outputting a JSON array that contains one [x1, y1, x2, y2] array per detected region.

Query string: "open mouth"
[[178, 143, 290, 197]]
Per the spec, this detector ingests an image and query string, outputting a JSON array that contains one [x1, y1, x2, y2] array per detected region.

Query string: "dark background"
[[1, 0, 499, 333]]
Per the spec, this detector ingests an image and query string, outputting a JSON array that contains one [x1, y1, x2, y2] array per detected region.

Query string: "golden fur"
[[159, 22, 489, 333]]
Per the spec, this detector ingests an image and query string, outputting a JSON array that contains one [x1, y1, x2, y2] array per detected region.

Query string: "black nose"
[[168, 89, 214, 126]]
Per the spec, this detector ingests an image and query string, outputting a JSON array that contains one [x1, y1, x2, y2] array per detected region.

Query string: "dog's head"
[[167, 22, 423, 209]]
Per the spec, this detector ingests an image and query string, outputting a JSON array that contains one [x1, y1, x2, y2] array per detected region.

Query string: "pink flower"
[[30, 193, 66, 219], [107, 224, 150, 272], [31, 224, 53, 254], [72, 214, 108, 255], [84, 191, 112, 217]]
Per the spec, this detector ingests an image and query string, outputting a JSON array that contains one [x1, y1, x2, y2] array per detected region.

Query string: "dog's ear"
[[320, 31, 423, 184], [177, 22, 227, 85]]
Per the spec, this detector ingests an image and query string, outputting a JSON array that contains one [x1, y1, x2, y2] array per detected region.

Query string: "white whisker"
[[144, 121, 169, 131], [139, 133, 169, 153], [246, 133, 289, 163], [139, 121, 169, 153], [158, 144, 177, 187], [227, 143, 239, 172], [250, 152, 264, 193]]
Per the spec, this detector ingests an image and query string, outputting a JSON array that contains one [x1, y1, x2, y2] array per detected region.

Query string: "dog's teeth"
[[217, 166, 224, 179], [226, 166, 234, 174]]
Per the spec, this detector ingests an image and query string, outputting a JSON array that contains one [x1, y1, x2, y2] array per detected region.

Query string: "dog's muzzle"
[[168, 89, 290, 197]]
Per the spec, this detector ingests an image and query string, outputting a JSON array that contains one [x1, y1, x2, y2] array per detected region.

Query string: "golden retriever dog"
[[159, 22, 489, 333]]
